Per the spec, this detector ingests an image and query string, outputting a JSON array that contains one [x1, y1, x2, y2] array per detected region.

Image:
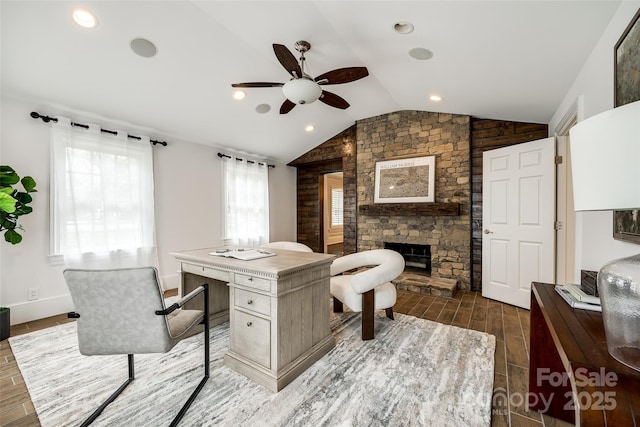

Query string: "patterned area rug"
[[9, 311, 495, 426]]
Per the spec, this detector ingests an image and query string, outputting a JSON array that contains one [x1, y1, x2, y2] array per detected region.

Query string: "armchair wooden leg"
[[362, 290, 374, 340], [385, 307, 394, 320], [333, 296, 344, 313]]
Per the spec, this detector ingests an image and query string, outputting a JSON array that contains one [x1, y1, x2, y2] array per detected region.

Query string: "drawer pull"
[[246, 321, 253, 327], [247, 299, 253, 305]]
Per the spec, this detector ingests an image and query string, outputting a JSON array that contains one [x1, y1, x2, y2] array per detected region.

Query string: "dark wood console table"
[[529, 282, 640, 425]]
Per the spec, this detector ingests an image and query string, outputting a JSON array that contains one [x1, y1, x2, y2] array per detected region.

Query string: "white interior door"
[[482, 137, 555, 309]]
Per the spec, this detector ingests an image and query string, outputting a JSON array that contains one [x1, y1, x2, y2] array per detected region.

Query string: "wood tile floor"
[[0, 289, 574, 427]]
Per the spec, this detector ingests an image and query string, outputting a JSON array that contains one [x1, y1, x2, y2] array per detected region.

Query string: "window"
[[331, 188, 343, 226], [222, 157, 269, 247], [50, 118, 156, 267]]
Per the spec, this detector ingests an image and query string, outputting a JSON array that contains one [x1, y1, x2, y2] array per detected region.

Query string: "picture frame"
[[613, 210, 640, 244], [374, 155, 435, 203], [614, 8, 640, 108], [613, 8, 640, 243]]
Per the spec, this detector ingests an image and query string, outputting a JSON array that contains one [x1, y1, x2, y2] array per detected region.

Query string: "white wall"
[[0, 96, 297, 324], [550, 1, 640, 276]]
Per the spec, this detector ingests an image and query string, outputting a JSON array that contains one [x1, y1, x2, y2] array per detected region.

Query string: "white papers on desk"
[[208, 249, 276, 261], [555, 285, 602, 312], [562, 283, 601, 305]]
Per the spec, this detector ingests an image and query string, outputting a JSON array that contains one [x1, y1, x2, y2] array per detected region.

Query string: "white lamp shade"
[[282, 78, 322, 105], [569, 100, 640, 211]]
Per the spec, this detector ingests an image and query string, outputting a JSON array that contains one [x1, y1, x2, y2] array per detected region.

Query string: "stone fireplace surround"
[[356, 111, 471, 290]]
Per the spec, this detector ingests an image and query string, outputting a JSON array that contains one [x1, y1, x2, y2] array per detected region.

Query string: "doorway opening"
[[322, 172, 344, 255]]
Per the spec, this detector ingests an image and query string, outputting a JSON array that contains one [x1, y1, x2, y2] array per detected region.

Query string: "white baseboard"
[[161, 273, 180, 291], [7, 294, 74, 325]]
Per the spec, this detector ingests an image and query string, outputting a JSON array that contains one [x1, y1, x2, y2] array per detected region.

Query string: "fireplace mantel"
[[358, 202, 460, 217]]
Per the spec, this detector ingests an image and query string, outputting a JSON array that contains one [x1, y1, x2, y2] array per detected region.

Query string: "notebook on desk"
[[208, 248, 276, 261]]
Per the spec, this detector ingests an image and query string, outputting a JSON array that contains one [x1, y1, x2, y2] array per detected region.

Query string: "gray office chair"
[[63, 267, 209, 427]]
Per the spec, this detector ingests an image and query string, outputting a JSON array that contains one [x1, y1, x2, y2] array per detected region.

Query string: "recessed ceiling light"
[[409, 48, 433, 60], [430, 95, 443, 102], [130, 38, 157, 58], [255, 104, 271, 114], [305, 124, 315, 132], [393, 21, 414, 34], [233, 90, 246, 100], [72, 8, 98, 29]]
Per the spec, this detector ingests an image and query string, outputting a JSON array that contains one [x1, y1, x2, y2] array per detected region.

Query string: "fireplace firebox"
[[383, 242, 431, 274]]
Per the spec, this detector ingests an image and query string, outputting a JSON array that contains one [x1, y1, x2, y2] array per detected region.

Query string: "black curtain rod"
[[30, 111, 168, 147], [217, 152, 275, 168]]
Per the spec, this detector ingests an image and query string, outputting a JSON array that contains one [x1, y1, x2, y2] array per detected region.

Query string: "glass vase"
[[598, 252, 640, 372]]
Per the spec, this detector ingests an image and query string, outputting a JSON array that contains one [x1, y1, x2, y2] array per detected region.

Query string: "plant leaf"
[[21, 176, 37, 192], [0, 192, 17, 214], [15, 192, 32, 204], [4, 229, 22, 244]]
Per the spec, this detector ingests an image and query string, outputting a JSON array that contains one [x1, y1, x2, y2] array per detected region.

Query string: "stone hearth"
[[393, 271, 458, 298]]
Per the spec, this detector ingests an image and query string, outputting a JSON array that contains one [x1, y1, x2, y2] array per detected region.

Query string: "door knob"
[[484, 229, 494, 234]]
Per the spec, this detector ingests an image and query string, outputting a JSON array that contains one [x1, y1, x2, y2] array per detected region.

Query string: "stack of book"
[[555, 283, 602, 312]]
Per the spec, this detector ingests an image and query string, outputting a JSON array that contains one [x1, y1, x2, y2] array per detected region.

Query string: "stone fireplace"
[[356, 111, 471, 292]]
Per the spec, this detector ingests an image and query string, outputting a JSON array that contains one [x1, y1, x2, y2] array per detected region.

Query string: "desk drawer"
[[232, 310, 271, 368], [182, 263, 230, 282], [234, 288, 271, 316], [234, 273, 271, 292]]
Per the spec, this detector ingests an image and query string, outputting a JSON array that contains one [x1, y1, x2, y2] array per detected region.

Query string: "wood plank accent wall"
[[288, 126, 357, 254], [470, 119, 548, 291]]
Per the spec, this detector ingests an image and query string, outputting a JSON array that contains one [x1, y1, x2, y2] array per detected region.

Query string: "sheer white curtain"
[[222, 157, 270, 247], [51, 117, 157, 269]]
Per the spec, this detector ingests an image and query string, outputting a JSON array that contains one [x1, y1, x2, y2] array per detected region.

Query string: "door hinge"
[[555, 221, 563, 230], [555, 156, 563, 165]]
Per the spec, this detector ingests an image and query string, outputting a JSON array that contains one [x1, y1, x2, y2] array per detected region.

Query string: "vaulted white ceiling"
[[1, 1, 622, 162]]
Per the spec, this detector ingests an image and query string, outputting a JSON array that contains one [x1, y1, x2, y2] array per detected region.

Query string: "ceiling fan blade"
[[231, 82, 283, 88], [315, 67, 369, 85], [280, 99, 296, 114], [320, 91, 350, 109], [273, 44, 302, 78]]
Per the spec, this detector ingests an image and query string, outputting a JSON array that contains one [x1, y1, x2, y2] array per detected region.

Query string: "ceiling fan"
[[231, 40, 369, 114]]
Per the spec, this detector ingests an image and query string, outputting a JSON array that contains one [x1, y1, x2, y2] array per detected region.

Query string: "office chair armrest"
[[155, 284, 207, 315]]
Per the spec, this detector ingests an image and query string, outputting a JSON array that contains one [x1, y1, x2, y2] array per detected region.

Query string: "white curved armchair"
[[330, 249, 405, 340], [260, 241, 313, 252]]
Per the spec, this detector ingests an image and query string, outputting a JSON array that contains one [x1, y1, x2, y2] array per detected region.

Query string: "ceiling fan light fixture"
[[282, 78, 322, 105]]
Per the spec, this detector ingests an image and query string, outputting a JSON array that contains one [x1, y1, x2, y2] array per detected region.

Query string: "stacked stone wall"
[[356, 111, 471, 289]]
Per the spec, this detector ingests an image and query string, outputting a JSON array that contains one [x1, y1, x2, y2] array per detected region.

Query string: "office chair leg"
[[169, 283, 210, 427], [361, 290, 375, 340], [80, 354, 135, 427]]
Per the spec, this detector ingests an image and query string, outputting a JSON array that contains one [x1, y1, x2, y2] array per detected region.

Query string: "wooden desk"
[[172, 247, 336, 392], [529, 282, 640, 425]]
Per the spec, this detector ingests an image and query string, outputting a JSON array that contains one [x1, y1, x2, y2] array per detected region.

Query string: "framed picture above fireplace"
[[374, 155, 435, 203]]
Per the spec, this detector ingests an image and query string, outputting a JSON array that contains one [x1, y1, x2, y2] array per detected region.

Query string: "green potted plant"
[[0, 165, 37, 340]]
